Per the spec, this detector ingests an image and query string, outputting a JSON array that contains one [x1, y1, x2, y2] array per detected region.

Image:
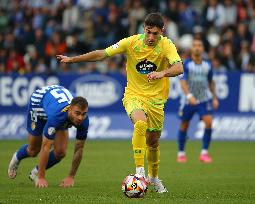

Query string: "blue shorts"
[[179, 100, 213, 121], [26, 101, 47, 136]]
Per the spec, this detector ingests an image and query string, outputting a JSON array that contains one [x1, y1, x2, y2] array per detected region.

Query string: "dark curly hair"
[[144, 13, 164, 29]]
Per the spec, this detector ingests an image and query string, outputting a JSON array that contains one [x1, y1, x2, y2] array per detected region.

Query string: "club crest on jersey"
[[31, 121, 36, 130], [61, 105, 70, 112], [48, 127, 56, 135], [136, 59, 157, 74]]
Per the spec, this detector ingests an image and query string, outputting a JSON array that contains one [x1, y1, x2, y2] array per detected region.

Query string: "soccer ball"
[[121, 174, 148, 198]]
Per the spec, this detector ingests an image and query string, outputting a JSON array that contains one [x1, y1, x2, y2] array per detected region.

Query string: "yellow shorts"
[[122, 95, 166, 131]]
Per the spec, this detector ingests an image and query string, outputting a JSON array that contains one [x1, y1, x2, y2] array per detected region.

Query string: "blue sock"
[[16, 144, 29, 161], [178, 130, 187, 151], [202, 128, 212, 150], [45, 151, 61, 169]]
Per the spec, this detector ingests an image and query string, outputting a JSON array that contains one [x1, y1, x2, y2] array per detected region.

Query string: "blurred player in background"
[[8, 85, 89, 188], [177, 37, 219, 163], [57, 13, 183, 193]]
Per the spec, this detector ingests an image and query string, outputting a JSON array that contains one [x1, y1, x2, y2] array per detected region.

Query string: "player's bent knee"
[[134, 120, 147, 136], [204, 120, 212, 128], [180, 121, 189, 130]]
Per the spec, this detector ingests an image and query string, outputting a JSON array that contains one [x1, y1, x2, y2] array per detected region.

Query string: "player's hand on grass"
[[36, 178, 48, 188], [59, 176, 74, 187], [147, 71, 165, 81], [212, 97, 219, 110], [56, 55, 72, 63]]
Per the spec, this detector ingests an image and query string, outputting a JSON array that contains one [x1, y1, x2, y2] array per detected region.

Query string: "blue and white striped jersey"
[[30, 85, 73, 119], [179, 58, 213, 104], [29, 85, 89, 140]]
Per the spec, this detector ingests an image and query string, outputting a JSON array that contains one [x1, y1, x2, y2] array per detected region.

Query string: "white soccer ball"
[[121, 174, 148, 198]]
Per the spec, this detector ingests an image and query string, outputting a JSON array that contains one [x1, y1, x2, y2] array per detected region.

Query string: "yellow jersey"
[[105, 34, 181, 101]]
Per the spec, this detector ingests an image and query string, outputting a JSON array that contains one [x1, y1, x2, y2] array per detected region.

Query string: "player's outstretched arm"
[[36, 136, 54, 188], [147, 62, 183, 80], [56, 50, 107, 63], [59, 139, 85, 187]]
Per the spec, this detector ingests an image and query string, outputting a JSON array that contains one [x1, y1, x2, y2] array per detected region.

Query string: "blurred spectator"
[[34, 28, 47, 58], [0, 48, 7, 66], [35, 58, 47, 73], [22, 23, 35, 46], [32, 7, 46, 29], [128, 0, 146, 35], [107, 57, 121, 73], [66, 34, 89, 55], [0, 0, 254, 75], [0, 62, 5, 73], [23, 45, 38, 72], [178, 1, 198, 34], [251, 34, 255, 53], [0, 9, 8, 32], [164, 16, 179, 44], [77, 0, 100, 10], [62, 1, 80, 32], [208, 46, 217, 60], [237, 40, 252, 71], [0, 33, 4, 48], [5, 49, 25, 73], [246, 57, 255, 73], [220, 40, 237, 71], [236, 0, 249, 22], [223, 0, 237, 26], [249, 7, 255, 33], [233, 22, 253, 51], [164, 0, 179, 23], [205, 0, 225, 31], [212, 56, 227, 72], [45, 31, 67, 57], [45, 31, 67, 73]]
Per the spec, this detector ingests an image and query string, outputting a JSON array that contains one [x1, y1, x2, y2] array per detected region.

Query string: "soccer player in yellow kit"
[[57, 13, 183, 193]]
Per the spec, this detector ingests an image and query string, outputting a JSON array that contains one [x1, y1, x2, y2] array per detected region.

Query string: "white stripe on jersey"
[[32, 107, 45, 112], [31, 97, 41, 103], [35, 89, 47, 94], [32, 93, 43, 98], [36, 113, 47, 117], [182, 59, 212, 104]]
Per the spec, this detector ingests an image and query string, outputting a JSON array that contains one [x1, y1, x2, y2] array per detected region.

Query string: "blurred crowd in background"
[[0, 0, 254, 75]]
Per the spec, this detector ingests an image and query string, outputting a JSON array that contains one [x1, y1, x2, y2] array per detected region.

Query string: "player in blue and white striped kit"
[[8, 85, 89, 188], [177, 37, 219, 163]]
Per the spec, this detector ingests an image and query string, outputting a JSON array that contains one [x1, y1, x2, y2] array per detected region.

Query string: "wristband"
[[186, 93, 193, 99]]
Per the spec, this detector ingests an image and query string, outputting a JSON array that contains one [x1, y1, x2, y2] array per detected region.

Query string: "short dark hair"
[[193, 36, 203, 42], [193, 36, 204, 45], [144, 13, 164, 29], [71, 96, 88, 109]]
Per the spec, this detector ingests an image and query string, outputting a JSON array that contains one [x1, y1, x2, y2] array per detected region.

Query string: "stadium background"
[[0, 0, 254, 140]]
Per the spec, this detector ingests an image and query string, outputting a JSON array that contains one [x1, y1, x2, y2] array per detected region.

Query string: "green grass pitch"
[[0, 140, 255, 204]]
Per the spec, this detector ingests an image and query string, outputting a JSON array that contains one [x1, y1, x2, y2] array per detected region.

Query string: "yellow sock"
[[147, 146, 160, 178], [132, 120, 147, 167]]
